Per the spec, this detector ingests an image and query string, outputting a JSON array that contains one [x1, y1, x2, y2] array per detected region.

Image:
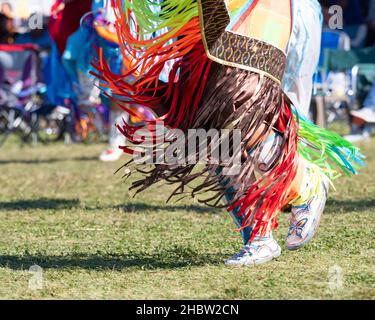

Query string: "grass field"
[[0, 137, 374, 300]]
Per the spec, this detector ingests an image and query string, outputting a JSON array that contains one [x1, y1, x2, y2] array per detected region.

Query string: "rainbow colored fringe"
[[294, 108, 365, 179], [92, 0, 208, 130]]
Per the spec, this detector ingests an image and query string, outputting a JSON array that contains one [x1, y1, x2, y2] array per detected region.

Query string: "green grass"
[[0, 137, 374, 300]]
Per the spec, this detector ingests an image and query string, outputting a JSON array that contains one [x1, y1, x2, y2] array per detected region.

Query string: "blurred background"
[[0, 0, 374, 300], [0, 0, 374, 149]]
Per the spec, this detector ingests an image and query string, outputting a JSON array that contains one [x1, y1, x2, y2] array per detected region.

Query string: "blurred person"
[[366, 0, 375, 46], [333, 0, 367, 48], [93, 0, 158, 162], [60, 0, 129, 161], [0, 12, 13, 44], [92, 0, 129, 162], [0, 1, 18, 39], [95, 0, 364, 266], [0, 13, 13, 76], [47, 0, 92, 106], [345, 81, 375, 142], [0, 1, 13, 18], [283, 0, 323, 116], [49, 0, 93, 55]]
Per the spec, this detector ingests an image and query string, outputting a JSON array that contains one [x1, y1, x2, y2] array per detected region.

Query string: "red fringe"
[[90, 2, 210, 132], [228, 101, 299, 241], [92, 40, 212, 145]]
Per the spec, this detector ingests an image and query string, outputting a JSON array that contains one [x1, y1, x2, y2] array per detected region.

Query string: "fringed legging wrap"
[[92, 1, 364, 243]]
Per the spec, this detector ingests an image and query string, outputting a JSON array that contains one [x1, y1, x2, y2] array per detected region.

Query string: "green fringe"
[[294, 109, 365, 179], [122, 0, 198, 45]]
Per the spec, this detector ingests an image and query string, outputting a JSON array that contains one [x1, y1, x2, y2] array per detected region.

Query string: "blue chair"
[[313, 30, 351, 93]]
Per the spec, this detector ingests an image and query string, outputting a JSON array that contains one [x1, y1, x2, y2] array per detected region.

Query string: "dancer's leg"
[[99, 102, 128, 162], [285, 158, 329, 250], [226, 127, 330, 265], [225, 131, 285, 266]]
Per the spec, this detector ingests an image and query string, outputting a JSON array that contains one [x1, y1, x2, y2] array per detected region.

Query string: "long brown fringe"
[[117, 61, 298, 240]]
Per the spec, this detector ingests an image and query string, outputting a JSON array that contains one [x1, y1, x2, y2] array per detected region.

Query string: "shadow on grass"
[[0, 249, 226, 270], [325, 198, 375, 213], [2, 197, 374, 215], [0, 198, 80, 211], [0, 198, 218, 214], [109, 203, 219, 214], [117, 198, 375, 215], [0, 156, 98, 165]]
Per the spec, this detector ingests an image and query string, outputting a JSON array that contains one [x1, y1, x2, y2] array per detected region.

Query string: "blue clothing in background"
[[62, 26, 96, 86], [47, 42, 76, 105]]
